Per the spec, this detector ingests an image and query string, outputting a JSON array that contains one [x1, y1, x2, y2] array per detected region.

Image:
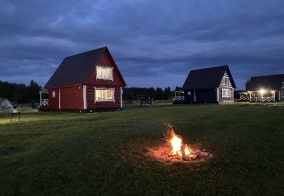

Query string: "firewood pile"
[[147, 144, 213, 162]]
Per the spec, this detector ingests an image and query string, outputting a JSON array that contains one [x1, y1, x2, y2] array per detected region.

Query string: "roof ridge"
[[65, 46, 107, 59], [251, 73, 284, 78], [191, 65, 228, 72]]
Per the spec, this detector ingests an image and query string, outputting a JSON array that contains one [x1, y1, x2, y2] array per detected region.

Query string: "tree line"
[[0, 80, 42, 104], [0, 79, 180, 103], [122, 87, 175, 100]]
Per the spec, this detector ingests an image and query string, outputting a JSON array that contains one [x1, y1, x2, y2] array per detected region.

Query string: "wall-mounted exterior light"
[[259, 89, 265, 95]]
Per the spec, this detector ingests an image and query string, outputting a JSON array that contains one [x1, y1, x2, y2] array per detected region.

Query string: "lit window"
[[223, 77, 230, 86], [96, 66, 113, 80], [95, 88, 115, 102], [222, 89, 231, 98], [52, 90, 56, 98]]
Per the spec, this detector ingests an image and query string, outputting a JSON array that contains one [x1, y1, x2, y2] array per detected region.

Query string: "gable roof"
[[44, 47, 126, 88], [182, 65, 236, 89], [247, 74, 284, 91]]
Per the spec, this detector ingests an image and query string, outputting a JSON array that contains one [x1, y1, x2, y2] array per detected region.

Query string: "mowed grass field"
[[0, 103, 283, 195]]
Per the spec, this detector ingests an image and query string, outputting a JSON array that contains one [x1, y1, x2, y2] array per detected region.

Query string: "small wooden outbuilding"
[[40, 47, 127, 112]]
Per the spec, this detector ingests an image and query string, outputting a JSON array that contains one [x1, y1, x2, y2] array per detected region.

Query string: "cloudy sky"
[[1, 0, 284, 90]]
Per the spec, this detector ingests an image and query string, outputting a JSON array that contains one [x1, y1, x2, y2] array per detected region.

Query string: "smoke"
[[1, 99, 13, 110]]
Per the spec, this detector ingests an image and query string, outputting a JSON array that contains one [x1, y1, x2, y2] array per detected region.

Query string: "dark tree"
[[245, 79, 250, 90], [123, 87, 169, 100], [155, 87, 164, 100], [0, 80, 42, 104], [147, 87, 156, 99], [174, 86, 182, 91], [28, 80, 42, 103], [163, 86, 171, 99]]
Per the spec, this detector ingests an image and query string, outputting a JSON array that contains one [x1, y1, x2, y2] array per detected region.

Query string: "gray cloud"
[[1, 0, 284, 90]]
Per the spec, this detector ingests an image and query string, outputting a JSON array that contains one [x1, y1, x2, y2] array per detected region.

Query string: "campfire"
[[147, 124, 213, 162]]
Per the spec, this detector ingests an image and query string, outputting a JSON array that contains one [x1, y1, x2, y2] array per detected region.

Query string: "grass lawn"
[[0, 103, 283, 195]]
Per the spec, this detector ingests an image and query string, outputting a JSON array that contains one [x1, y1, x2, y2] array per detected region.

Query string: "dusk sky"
[[1, 0, 284, 90]]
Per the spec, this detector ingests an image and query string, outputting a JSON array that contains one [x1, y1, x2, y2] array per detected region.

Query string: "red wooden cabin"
[[40, 47, 127, 112]]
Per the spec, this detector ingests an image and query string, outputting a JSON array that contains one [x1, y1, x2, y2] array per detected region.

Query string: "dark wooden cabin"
[[40, 47, 127, 112], [240, 74, 284, 102], [178, 65, 236, 104]]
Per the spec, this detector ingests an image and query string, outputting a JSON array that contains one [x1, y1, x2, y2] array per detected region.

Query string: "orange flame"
[[169, 130, 182, 156], [167, 128, 192, 158]]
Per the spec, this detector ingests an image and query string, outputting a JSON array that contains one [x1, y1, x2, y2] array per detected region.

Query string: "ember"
[[147, 124, 213, 162]]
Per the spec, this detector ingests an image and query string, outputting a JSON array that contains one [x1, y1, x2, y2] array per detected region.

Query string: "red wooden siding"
[[86, 85, 121, 109], [60, 85, 84, 109], [41, 48, 126, 112], [85, 50, 125, 87]]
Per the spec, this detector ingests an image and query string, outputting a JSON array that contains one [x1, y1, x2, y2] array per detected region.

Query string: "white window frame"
[[223, 77, 230, 86], [94, 88, 115, 102], [222, 89, 231, 98], [96, 66, 113, 81], [52, 90, 56, 98]]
